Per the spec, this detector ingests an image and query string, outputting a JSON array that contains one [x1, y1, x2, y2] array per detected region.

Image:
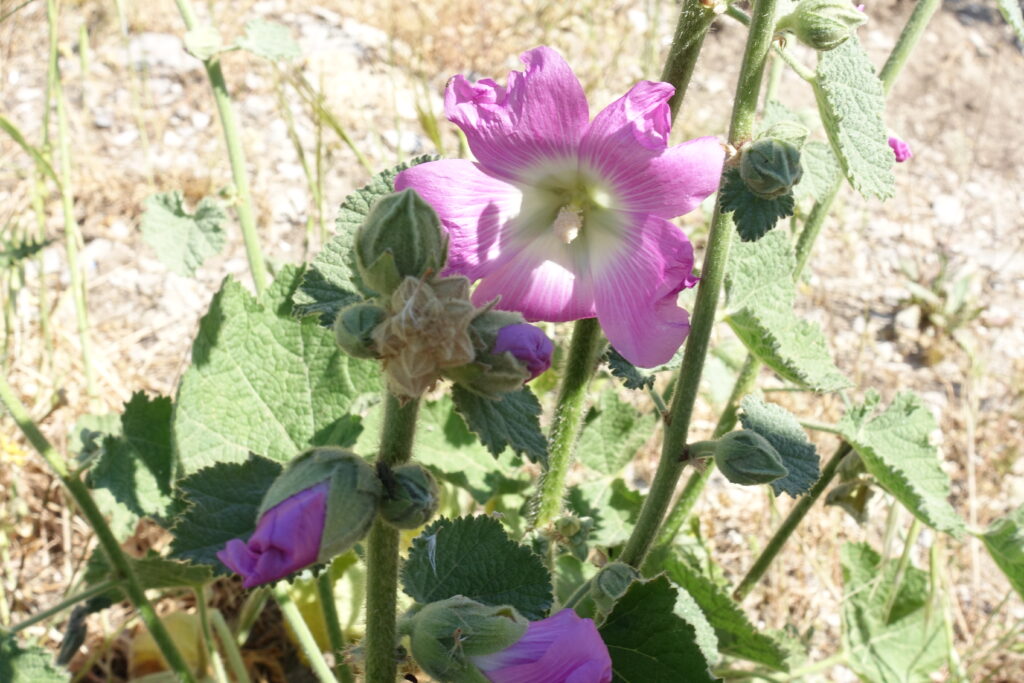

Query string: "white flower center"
[[553, 207, 583, 245]]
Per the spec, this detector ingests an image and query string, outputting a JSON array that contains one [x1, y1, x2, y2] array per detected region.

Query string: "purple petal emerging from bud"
[[888, 136, 912, 163], [471, 609, 612, 683], [492, 323, 554, 381], [216, 481, 329, 588]]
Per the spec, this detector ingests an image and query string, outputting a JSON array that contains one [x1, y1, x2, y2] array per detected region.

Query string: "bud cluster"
[[777, 0, 867, 52]]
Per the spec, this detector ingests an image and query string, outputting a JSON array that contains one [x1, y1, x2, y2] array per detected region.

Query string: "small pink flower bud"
[[888, 136, 913, 163], [492, 323, 554, 381]]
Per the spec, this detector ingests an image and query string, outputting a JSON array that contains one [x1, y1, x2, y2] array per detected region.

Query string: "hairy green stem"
[[619, 0, 780, 569], [48, 0, 98, 401], [879, 0, 941, 92], [10, 579, 120, 634], [317, 571, 355, 683], [210, 609, 253, 683], [364, 394, 420, 683], [661, 1, 718, 122], [196, 587, 230, 683], [0, 376, 197, 681], [272, 583, 338, 683], [174, 0, 269, 295], [533, 318, 604, 529], [732, 442, 851, 600]]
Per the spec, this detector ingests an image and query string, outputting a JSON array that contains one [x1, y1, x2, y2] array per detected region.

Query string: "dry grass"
[[1, 0, 1023, 680]]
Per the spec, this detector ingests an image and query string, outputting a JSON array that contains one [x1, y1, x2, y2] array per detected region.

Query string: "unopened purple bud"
[[492, 324, 554, 381], [888, 136, 912, 163], [470, 609, 612, 683], [217, 481, 329, 588]]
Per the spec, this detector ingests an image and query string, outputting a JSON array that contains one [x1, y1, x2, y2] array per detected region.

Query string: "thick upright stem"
[[533, 318, 603, 529], [733, 442, 851, 600], [174, 0, 269, 295], [364, 394, 420, 683], [879, 0, 941, 93], [619, 0, 780, 569], [0, 377, 196, 682], [660, 1, 718, 122]]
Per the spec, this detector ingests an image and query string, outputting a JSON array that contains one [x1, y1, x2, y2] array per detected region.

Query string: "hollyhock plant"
[[494, 323, 554, 380], [217, 481, 329, 588], [888, 135, 912, 162], [470, 609, 612, 683], [396, 46, 725, 367]]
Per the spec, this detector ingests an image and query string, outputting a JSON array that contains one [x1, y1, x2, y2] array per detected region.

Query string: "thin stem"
[[272, 583, 338, 683], [196, 586, 230, 683], [210, 609, 253, 683], [660, 0, 718, 122], [174, 0, 269, 295], [882, 517, 922, 620], [798, 419, 842, 435], [234, 587, 269, 647], [0, 376, 197, 682], [533, 318, 603, 529], [733, 442, 851, 600], [619, 0, 781, 569], [48, 0, 98, 402], [317, 571, 355, 683], [364, 394, 420, 683], [879, 0, 942, 93], [10, 579, 120, 634]]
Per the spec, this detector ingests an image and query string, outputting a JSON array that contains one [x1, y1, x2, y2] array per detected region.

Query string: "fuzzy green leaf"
[[663, 552, 791, 670], [294, 156, 437, 325], [169, 455, 282, 568], [568, 478, 644, 548], [183, 25, 224, 60], [841, 542, 947, 683], [86, 551, 214, 594], [173, 271, 380, 475], [600, 576, 717, 683], [90, 392, 174, 519], [726, 231, 850, 391], [0, 238, 52, 268], [719, 168, 794, 242], [578, 392, 656, 476], [605, 347, 683, 390], [814, 38, 895, 200], [838, 392, 965, 537], [996, 0, 1024, 46], [237, 19, 300, 61], [738, 395, 819, 497], [140, 191, 226, 277], [978, 505, 1024, 600], [451, 385, 547, 465], [402, 516, 552, 620], [794, 141, 841, 202], [0, 638, 66, 683]]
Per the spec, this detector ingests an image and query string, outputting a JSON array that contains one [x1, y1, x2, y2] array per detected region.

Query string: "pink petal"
[[445, 46, 589, 181], [593, 213, 696, 367], [395, 159, 523, 280], [581, 81, 724, 218]]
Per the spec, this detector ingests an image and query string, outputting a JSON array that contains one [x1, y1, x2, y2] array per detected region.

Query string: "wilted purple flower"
[[470, 609, 612, 683], [217, 481, 329, 588], [396, 46, 724, 368], [493, 323, 554, 380], [888, 136, 912, 163]]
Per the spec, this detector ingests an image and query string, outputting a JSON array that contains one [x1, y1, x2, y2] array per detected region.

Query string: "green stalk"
[[196, 587, 230, 683], [272, 583, 338, 683], [173, 0, 269, 295], [234, 587, 269, 647], [882, 517, 922, 619], [660, 0, 718, 122], [10, 579, 120, 634], [619, 0, 780, 569], [210, 609, 253, 683], [29, 173, 54, 367], [532, 318, 604, 529], [48, 0, 98, 402], [732, 442, 851, 600], [0, 376, 197, 682], [364, 394, 420, 683], [317, 571, 355, 683], [655, 0, 941, 548]]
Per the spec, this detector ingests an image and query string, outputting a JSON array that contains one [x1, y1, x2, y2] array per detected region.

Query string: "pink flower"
[[470, 609, 612, 683], [396, 47, 724, 367], [888, 136, 912, 163], [494, 323, 554, 380], [216, 481, 328, 588]]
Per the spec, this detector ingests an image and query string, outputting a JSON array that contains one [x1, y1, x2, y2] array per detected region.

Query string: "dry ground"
[[1, 0, 1022, 680]]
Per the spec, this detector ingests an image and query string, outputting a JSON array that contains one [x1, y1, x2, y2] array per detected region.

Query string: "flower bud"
[[333, 302, 387, 359], [778, 0, 868, 52], [713, 430, 789, 485], [445, 314, 554, 397], [379, 463, 440, 530], [739, 138, 803, 199], [590, 562, 640, 614], [493, 324, 554, 381], [470, 609, 612, 683], [760, 119, 810, 149], [217, 447, 382, 587], [888, 136, 912, 163], [355, 189, 447, 296], [409, 596, 528, 682]]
